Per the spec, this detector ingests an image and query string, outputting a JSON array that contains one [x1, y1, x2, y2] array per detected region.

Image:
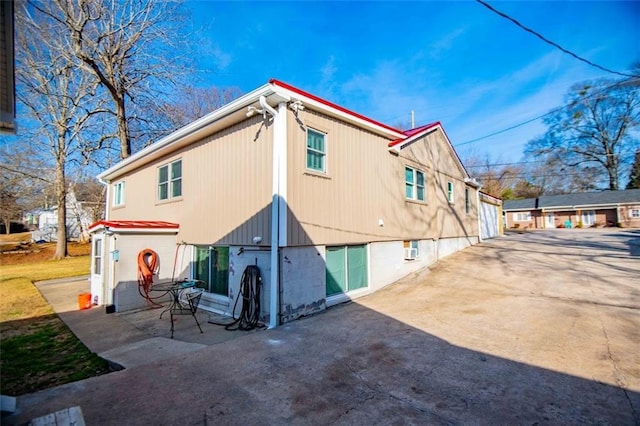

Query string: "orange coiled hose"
[[138, 249, 161, 305]]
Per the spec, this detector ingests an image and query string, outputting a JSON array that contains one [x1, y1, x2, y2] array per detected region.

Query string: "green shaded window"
[[307, 129, 326, 172], [447, 181, 454, 203], [326, 245, 368, 296], [194, 246, 229, 296], [465, 188, 470, 213], [405, 167, 425, 201], [158, 159, 182, 201], [113, 181, 125, 206]]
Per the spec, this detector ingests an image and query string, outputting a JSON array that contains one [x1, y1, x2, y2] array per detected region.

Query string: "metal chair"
[[169, 288, 204, 338]]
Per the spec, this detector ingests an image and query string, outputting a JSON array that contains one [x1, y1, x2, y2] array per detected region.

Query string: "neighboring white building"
[[28, 191, 94, 242]]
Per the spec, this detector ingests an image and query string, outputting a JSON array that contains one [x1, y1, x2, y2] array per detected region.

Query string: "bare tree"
[[16, 6, 109, 259], [464, 153, 523, 199], [0, 146, 52, 234], [526, 77, 640, 191], [26, 0, 195, 159], [155, 86, 243, 133]]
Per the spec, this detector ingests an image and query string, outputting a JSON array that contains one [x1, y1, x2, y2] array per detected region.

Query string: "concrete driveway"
[[5, 229, 640, 425]]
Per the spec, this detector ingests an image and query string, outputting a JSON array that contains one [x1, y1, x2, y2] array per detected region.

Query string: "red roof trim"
[[388, 121, 441, 147], [89, 220, 179, 231], [269, 79, 403, 135]]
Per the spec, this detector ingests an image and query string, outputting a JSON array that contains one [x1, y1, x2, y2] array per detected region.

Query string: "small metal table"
[[150, 280, 205, 338]]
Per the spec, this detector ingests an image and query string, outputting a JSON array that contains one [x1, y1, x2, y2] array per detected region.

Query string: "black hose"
[[209, 265, 263, 331]]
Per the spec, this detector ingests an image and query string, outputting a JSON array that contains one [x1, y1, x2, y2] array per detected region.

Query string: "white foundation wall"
[[276, 236, 478, 323], [369, 240, 437, 292], [111, 234, 181, 312], [437, 236, 478, 259], [280, 246, 327, 323]]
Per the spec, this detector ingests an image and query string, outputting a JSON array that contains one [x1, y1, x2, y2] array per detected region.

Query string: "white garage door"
[[480, 201, 500, 239]]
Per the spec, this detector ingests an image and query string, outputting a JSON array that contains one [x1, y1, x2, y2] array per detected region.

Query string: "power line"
[[455, 109, 557, 147], [475, 0, 638, 79], [454, 77, 640, 147], [467, 160, 545, 168]]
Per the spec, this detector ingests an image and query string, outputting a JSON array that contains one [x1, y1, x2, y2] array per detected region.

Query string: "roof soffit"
[[99, 81, 408, 182]]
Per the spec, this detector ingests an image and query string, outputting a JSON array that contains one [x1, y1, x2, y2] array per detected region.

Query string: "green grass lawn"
[[0, 256, 112, 396]]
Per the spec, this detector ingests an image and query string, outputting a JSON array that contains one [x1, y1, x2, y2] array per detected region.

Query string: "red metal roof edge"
[[388, 122, 441, 147], [89, 220, 180, 230], [269, 79, 404, 135]]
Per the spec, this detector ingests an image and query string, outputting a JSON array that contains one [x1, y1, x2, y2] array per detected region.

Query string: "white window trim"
[[581, 210, 596, 226], [403, 240, 420, 260], [113, 181, 125, 207], [405, 166, 425, 202], [447, 181, 454, 203], [629, 209, 640, 218], [158, 159, 182, 201], [514, 212, 531, 222], [306, 128, 327, 173]]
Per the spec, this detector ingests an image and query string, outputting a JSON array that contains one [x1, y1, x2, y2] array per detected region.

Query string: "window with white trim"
[[447, 181, 454, 203], [629, 209, 640, 218], [306, 129, 326, 172], [514, 212, 531, 221], [581, 210, 596, 226], [158, 159, 182, 201], [403, 240, 420, 260], [405, 167, 425, 201], [113, 181, 125, 206]]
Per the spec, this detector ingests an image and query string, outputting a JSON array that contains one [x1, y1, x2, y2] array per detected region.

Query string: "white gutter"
[[266, 98, 287, 329], [98, 83, 274, 181]]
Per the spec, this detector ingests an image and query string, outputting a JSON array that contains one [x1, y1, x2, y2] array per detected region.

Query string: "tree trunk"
[[53, 154, 68, 259], [4, 218, 10, 235], [606, 154, 619, 190], [116, 95, 131, 159]]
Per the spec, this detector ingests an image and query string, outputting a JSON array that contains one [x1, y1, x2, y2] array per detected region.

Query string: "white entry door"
[[545, 213, 555, 228], [90, 235, 105, 305]]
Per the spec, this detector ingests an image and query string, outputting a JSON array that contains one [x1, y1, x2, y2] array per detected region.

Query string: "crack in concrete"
[[575, 239, 640, 426]]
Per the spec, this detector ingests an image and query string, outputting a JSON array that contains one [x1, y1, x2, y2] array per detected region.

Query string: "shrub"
[[576, 221, 583, 228], [513, 223, 520, 229]]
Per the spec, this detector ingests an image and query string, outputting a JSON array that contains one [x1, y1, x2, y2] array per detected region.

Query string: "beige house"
[[89, 79, 482, 327]]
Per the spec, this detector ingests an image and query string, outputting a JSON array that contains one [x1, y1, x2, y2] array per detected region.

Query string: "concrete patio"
[[4, 229, 639, 425]]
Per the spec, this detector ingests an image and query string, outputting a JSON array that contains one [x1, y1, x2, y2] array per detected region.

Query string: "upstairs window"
[[447, 181, 454, 203], [113, 181, 125, 206], [158, 159, 182, 201], [306, 129, 326, 172], [405, 167, 425, 201]]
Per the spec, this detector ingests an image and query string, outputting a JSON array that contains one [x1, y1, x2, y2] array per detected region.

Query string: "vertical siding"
[[286, 109, 478, 246], [108, 117, 273, 245], [0, 1, 15, 124]]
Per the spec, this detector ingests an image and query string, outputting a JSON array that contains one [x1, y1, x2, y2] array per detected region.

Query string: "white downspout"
[[263, 96, 287, 329], [476, 189, 482, 243], [100, 178, 111, 221]]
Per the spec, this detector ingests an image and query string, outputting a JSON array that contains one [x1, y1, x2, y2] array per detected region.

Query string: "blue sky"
[[186, 0, 639, 163]]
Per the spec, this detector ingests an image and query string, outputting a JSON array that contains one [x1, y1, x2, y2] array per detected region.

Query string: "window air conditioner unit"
[[404, 248, 418, 260]]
